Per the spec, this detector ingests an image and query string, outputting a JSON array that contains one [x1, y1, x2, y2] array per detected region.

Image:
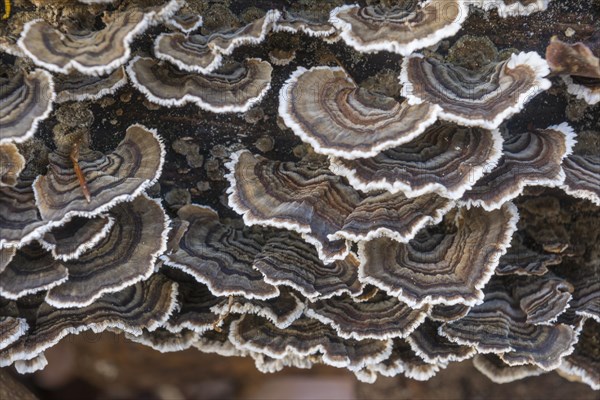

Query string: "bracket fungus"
[[273, 10, 336, 38], [400, 51, 551, 129], [560, 154, 600, 206], [406, 319, 476, 364], [226, 151, 455, 263], [358, 339, 442, 383], [329, 1, 469, 56], [358, 204, 519, 308], [0, 69, 55, 145], [253, 232, 363, 301], [278, 66, 439, 159], [44, 194, 169, 308], [154, 9, 279, 74], [33, 124, 165, 223], [473, 354, 545, 383], [162, 204, 279, 300], [439, 276, 578, 371], [230, 314, 393, 371], [0, 243, 68, 300], [329, 122, 503, 199], [54, 67, 128, 104], [497, 236, 563, 276], [38, 215, 115, 262], [470, 0, 552, 17], [305, 292, 429, 340], [0, 274, 178, 369], [166, 10, 203, 34], [461, 123, 576, 210], [16, 0, 183, 76], [559, 319, 600, 390], [0, 0, 598, 392], [127, 57, 272, 113]]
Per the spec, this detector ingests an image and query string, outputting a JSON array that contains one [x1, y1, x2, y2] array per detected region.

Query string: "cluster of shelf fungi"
[[0, 0, 598, 390]]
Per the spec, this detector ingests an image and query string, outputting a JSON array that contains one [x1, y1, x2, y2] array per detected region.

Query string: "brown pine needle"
[[70, 140, 92, 203]]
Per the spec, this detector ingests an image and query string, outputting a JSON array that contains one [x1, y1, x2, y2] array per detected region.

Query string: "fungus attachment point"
[[70, 139, 91, 203]]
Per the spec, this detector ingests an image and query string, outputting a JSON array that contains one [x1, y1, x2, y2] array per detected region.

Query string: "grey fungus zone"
[[154, 10, 279, 74], [560, 154, 600, 206], [127, 57, 272, 113], [329, 122, 503, 199], [161, 204, 279, 300], [329, 1, 469, 56], [44, 194, 170, 309], [278, 66, 439, 159], [460, 123, 576, 211], [226, 151, 455, 263], [0, 0, 598, 392], [0, 69, 55, 145], [54, 67, 128, 104], [0, 274, 178, 369], [400, 51, 551, 129], [439, 276, 578, 371], [358, 204, 519, 308]]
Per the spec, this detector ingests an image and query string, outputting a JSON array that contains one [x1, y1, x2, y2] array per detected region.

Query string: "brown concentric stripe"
[[497, 236, 562, 276], [211, 288, 303, 329], [0, 70, 53, 144], [473, 354, 545, 384], [462, 127, 570, 209], [128, 57, 272, 110], [360, 204, 518, 307], [228, 151, 358, 261], [44, 195, 168, 308], [335, 191, 453, 242], [334, 1, 462, 46], [429, 304, 471, 322], [164, 280, 221, 333], [126, 328, 198, 352], [0, 274, 177, 367], [164, 205, 278, 299], [55, 67, 127, 103], [368, 338, 440, 380], [0, 178, 47, 247], [560, 319, 600, 390], [512, 275, 573, 325], [253, 231, 362, 300], [34, 124, 163, 222], [306, 291, 428, 340], [280, 67, 435, 156], [561, 154, 600, 206], [553, 262, 599, 322], [0, 243, 67, 299], [405, 55, 540, 121], [440, 277, 577, 370], [41, 215, 112, 260], [230, 314, 391, 369], [0, 317, 28, 351], [20, 10, 147, 72], [155, 33, 218, 70], [330, 123, 501, 198], [406, 319, 475, 364], [207, 11, 276, 52], [275, 10, 335, 36], [0, 247, 16, 274]]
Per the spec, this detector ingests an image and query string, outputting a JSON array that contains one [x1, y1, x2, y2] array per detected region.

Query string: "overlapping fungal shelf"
[[0, 0, 598, 392]]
